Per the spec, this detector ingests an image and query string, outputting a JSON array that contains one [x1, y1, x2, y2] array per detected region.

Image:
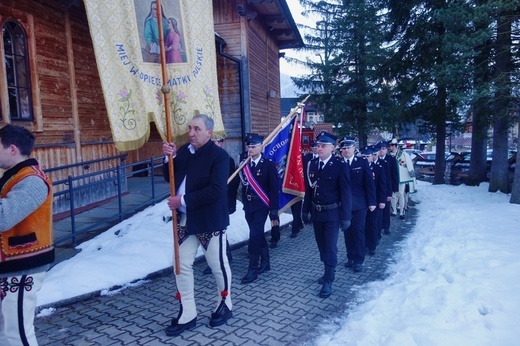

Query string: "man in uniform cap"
[[239, 133, 279, 284], [362, 146, 387, 255], [339, 137, 376, 272], [302, 131, 351, 298], [378, 140, 398, 235]]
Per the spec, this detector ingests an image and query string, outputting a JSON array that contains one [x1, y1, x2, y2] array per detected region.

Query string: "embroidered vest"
[[0, 165, 54, 273]]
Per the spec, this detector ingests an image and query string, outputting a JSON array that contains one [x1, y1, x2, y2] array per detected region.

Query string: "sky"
[[36, 180, 520, 345], [280, 0, 313, 77]]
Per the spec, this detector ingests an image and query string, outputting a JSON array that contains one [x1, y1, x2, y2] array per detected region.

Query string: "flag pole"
[[228, 95, 309, 184], [156, 0, 180, 275]]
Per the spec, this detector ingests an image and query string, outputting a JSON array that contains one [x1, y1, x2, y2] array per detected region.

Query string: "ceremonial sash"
[[243, 164, 270, 208]]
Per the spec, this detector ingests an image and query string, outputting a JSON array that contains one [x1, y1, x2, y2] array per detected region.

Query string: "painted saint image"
[[136, 0, 187, 64]]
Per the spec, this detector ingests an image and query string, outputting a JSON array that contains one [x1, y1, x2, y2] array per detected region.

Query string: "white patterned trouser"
[[0, 272, 45, 346], [174, 230, 232, 324]]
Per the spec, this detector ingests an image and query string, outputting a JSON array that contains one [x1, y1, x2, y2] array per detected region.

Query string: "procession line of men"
[[160, 114, 417, 337]]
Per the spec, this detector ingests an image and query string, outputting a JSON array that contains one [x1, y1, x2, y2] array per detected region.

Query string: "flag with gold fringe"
[[83, 0, 224, 151]]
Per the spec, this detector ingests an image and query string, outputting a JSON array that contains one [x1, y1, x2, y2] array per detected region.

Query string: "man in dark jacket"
[[162, 114, 232, 336], [363, 145, 387, 255], [302, 131, 352, 298], [378, 140, 398, 235], [239, 133, 279, 284], [340, 137, 376, 273]]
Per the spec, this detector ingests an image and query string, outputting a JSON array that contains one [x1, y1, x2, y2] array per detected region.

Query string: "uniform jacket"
[[380, 154, 399, 193], [163, 140, 230, 235], [303, 156, 352, 222], [345, 156, 376, 211], [240, 156, 279, 214], [369, 160, 387, 205], [0, 159, 54, 273]]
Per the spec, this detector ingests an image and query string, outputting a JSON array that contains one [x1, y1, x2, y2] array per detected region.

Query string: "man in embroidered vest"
[[0, 124, 54, 346], [239, 133, 279, 284], [389, 138, 417, 219], [302, 131, 352, 298], [162, 114, 232, 336]]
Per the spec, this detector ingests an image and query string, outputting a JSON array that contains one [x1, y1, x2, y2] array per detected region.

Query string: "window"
[[1, 20, 32, 121]]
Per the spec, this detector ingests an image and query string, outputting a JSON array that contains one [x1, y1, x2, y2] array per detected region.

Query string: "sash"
[[243, 164, 270, 208]]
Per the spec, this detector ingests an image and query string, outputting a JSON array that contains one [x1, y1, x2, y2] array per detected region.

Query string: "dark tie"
[[347, 159, 351, 167], [251, 161, 256, 169], [318, 161, 324, 172]]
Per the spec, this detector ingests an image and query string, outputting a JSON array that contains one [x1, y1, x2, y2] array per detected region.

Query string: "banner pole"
[[156, 0, 181, 275], [228, 95, 309, 184]]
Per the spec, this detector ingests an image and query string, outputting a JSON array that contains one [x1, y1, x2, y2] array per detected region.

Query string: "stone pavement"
[[35, 206, 417, 345]]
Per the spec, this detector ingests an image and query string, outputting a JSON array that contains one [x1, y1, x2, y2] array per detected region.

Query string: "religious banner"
[[83, 0, 224, 151]]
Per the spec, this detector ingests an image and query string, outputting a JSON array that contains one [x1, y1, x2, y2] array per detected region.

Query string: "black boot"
[[319, 265, 335, 298], [241, 255, 259, 284], [257, 247, 271, 274]]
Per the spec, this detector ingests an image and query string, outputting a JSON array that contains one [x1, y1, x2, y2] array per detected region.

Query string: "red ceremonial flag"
[[282, 117, 305, 198]]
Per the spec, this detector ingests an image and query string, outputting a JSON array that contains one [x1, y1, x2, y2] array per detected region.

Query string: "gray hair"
[[192, 114, 214, 131]]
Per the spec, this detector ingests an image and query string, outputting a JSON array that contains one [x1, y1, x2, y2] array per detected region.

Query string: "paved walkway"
[[35, 205, 417, 345]]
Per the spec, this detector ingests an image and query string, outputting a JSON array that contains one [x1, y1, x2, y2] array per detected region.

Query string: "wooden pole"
[[228, 95, 309, 184], [156, 0, 180, 275]]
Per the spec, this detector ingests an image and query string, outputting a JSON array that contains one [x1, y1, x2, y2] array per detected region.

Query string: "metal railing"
[[46, 156, 169, 246]]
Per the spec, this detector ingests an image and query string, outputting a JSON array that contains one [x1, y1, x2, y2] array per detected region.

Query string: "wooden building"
[[0, 0, 303, 213]]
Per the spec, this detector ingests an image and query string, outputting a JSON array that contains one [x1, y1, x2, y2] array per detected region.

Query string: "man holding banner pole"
[[162, 114, 233, 336]]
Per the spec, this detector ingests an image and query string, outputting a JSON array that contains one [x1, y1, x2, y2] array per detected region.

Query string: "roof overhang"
[[238, 0, 305, 50]]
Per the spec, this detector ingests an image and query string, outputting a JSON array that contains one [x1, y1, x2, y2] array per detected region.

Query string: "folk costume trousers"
[[391, 183, 407, 216], [0, 271, 45, 346], [174, 228, 232, 324]]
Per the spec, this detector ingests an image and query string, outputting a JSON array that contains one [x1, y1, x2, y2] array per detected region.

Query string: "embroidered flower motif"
[[202, 85, 216, 117], [118, 87, 138, 130]]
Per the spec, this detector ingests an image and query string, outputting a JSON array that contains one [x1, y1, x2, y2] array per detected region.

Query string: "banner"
[[84, 0, 224, 151], [264, 117, 305, 215]]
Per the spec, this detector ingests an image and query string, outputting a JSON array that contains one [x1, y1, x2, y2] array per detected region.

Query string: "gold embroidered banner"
[[84, 0, 224, 151]]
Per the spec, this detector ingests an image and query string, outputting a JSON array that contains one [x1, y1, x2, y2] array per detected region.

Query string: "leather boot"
[[241, 255, 259, 284], [319, 265, 335, 298], [257, 247, 270, 274]]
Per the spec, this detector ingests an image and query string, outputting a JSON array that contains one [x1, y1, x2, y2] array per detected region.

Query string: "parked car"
[[414, 151, 449, 180], [404, 149, 422, 161]]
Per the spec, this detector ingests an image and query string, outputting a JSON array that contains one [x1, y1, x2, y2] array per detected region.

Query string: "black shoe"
[[319, 282, 332, 298], [257, 262, 270, 274], [368, 250, 376, 256], [353, 264, 363, 273], [209, 304, 233, 327], [400, 214, 405, 220], [318, 272, 335, 285], [165, 317, 197, 336], [345, 260, 354, 268], [203, 266, 212, 275], [270, 241, 278, 249], [241, 268, 258, 284], [290, 232, 298, 238], [383, 229, 390, 235]]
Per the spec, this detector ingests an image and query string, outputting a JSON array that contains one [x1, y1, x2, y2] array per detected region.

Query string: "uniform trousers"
[[290, 200, 303, 233], [381, 200, 391, 234], [344, 208, 368, 265], [0, 271, 45, 346], [245, 209, 269, 256], [174, 229, 232, 324], [365, 208, 381, 251], [312, 220, 340, 267]]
